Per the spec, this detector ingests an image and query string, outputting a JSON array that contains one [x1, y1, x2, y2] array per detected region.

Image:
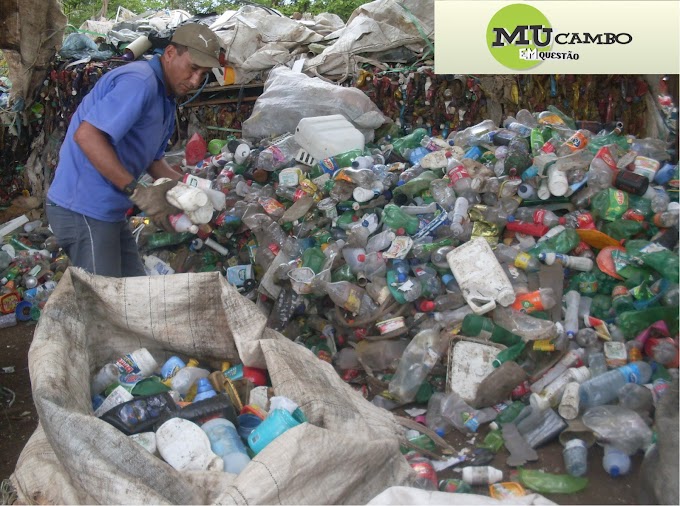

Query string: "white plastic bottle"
[[170, 365, 210, 397], [461, 466, 503, 485], [91, 363, 120, 395], [114, 348, 158, 377], [168, 213, 199, 234], [143, 254, 175, 276], [602, 445, 631, 477]]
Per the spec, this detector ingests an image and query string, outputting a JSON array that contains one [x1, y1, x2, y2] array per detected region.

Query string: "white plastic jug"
[[156, 418, 223, 472], [446, 237, 516, 315], [294, 115, 364, 163]]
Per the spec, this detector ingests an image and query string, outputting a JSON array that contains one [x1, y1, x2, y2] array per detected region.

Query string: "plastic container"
[[237, 413, 262, 442], [562, 438, 588, 477], [295, 115, 365, 163], [114, 348, 158, 377], [201, 417, 251, 474], [193, 378, 217, 402], [170, 366, 210, 397], [602, 445, 631, 477], [446, 237, 516, 314], [247, 408, 301, 454], [160, 356, 186, 381], [558, 382, 581, 420], [156, 418, 222, 472], [579, 361, 652, 408], [91, 363, 120, 396], [447, 339, 501, 403], [461, 466, 503, 485], [166, 183, 209, 212]]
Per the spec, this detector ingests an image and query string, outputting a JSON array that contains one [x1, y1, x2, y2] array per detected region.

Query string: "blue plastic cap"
[[397, 273, 407, 283], [435, 428, 446, 437], [610, 466, 620, 478], [397, 180, 405, 186], [538, 252, 546, 260], [507, 215, 516, 223], [442, 274, 454, 285], [196, 377, 214, 393], [362, 220, 370, 227]]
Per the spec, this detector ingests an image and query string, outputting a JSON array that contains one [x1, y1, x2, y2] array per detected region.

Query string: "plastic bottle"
[[579, 361, 652, 408], [587, 352, 607, 377], [495, 243, 540, 272], [563, 290, 581, 339], [558, 382, 581, 420], [602, 445, 631, 477], [449, 197, 469, 237], [491, 306, 558, 342], [461, 466, 503, 485], [315, 280, 365, 313], [460, 314, 522, 346], [391, 128, 428, 159], [91, 363, 120, 395], [382, 204, 420, 235], [170, 363, 210, 397], [530, 349, 584, 393], [354, 339, 408, 371], [562, 439, 588, 477], [201, 417, 251, 474], [256, 134, 299, 171], [617, 383, 653, 413], [512, 208, 561, 227], [143, 254, 176, 276], [114, 348, 158, 377], [193, 378, 217, 402], [388, 326, 445, 403], [538, 252, 594, 272], [511, 288, 556, 314], [430, 179, 457, 211]]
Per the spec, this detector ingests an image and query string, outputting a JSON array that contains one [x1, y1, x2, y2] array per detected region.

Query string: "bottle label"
[[268, 145, 286, 164], [423, 347, 440, 368], [619, 363, 642, 384], [318, 157, 340, 175], [258, 197, 286, 215], [564, 131, 589, 151], [463, 413, 480, 432], [115, 353, 142, 376], [595, 146, 618, 171], [514, 252, 531, 270], [533, 209, 546, 225], [344, 288, 362, 313], [448, 166, 470, 184], [511, 291, 543, 313]]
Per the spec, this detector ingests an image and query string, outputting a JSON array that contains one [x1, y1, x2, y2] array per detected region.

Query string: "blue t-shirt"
[[48, 56, 176, 222]]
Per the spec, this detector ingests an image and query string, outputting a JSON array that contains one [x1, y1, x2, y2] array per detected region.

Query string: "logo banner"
[[435, 1, 679, 74]]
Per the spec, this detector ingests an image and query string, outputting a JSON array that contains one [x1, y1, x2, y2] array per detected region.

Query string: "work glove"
[[130, 180, 181, 233]]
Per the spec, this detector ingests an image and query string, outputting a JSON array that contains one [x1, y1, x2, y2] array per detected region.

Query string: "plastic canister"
[[114, 348, 158, 377], [156, 418, 223, 472], [166, 183, 209, 212], [201, 418, 251, 474], [294, 115, 365, 162], [562, 438, 588, 477], [558, 382, 581, 420], [237, 413, 262, 441], [247, 408, 301, 454], [160, 356, 186, 381], [446, 237, 516, 314]]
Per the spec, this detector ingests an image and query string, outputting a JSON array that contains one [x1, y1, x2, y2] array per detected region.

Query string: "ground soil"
[[0, 322, 642, 504]]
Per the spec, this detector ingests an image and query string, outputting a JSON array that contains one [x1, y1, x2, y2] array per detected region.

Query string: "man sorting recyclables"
[[46, 23, 222, 277]]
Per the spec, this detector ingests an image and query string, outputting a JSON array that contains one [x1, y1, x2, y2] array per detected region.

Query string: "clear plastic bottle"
[[562, 439, 588, 477], [256, 134, 299, 171], [587, 352, 608, 377], [91, 363, 120, 395], [512, 208, 561, 227], [450, 197, 469, 236], [450, 119, 497, 148], [491, 306, 558, 342], [579, 361, 652, 408], [602, 445, 631, 477], [530, 349, 584, 393], [511, 288, 557, 314], [538, 252, 594, 272], [388, 326, 445, 403], [170, 365, 210, 397], [563, 290, 581, 338], [430, 179, 457, 211], [617, 383, 653, 413], [366, 229, 395, 253], [316, 280, 365, 314], [201, 418, 251, 474], [354, 339, 408, 371], [495, 243, 540, 272]]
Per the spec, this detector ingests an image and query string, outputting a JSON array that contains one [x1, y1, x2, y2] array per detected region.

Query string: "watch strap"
[[122, 179, 138, 197]]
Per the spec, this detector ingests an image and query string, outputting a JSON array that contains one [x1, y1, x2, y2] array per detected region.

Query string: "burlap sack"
[[10, 269, 413, 504]]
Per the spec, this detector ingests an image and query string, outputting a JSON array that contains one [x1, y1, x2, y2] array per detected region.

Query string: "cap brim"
[[187, 47, 221, 69]]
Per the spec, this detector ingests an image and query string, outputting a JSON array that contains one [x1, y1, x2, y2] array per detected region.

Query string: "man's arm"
[[74, 121, 136, 190], [148, 158, 182, 182]]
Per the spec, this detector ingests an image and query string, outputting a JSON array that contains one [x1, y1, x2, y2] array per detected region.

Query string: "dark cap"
[[171, 23, 221, 68]]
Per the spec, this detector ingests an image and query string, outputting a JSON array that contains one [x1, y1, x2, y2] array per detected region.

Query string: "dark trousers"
[[46, 202, 145, 277]]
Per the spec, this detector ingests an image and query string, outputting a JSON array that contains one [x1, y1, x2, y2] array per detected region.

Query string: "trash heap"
[[2, 101, 679, 500]]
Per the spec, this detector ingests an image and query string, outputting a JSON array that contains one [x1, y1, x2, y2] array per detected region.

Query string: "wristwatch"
[[122, 179, 138, 197]]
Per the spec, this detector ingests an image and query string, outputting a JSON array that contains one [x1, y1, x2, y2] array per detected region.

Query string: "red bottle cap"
[[396, 227, 405, 236], [357, 254, 366, 262], [419, 300, 436, 312], [242, 366, 267, 387]]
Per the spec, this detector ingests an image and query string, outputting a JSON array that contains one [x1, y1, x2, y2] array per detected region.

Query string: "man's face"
[[162, 45, 212, 97]]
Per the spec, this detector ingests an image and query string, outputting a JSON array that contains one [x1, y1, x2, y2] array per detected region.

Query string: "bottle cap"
[[610, 466, 620, 478], [558, 216, 567, 225], [564, 438, 586, 450], [397, 272, 407, 283], [570, 366, 591, 383], [441, 274, 455, 285], [507, 215, 516, 222], [357, 254, 366, 262], [419, 300, 436, 312], [529, 392, 550, 411]]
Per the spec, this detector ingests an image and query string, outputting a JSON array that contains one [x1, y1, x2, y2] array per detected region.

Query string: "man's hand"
[[130, 180, 182, 232]]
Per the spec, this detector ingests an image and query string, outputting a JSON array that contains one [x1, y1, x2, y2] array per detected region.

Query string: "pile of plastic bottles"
[[0, 216, 69, 327], [90, 347, 305, 475], [129, 106, 678, 491]]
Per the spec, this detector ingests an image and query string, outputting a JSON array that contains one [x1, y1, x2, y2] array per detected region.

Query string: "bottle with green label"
[[391, 128, 428, 159], [492, 341, 526, 368], [461, 314, 523, 346], [382, 204, 420, 235]]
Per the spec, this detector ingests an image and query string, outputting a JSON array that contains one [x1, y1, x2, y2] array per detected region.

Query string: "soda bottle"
[[460, 314, 522, 346], [511, 288, 556, 314], [512, 208, 561, 227], [256, 134, 299, 171], [382, 204, 420, 235], [391, 128, 428, 159]]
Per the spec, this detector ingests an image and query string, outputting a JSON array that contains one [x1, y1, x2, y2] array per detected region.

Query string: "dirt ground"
[[0, 321, 643, 504]]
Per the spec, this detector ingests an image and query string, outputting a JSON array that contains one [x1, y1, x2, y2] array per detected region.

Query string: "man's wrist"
[[122, 179, 138, 197]]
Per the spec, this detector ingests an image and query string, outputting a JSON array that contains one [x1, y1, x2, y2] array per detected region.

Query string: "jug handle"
[[466, 296, 496, 315]]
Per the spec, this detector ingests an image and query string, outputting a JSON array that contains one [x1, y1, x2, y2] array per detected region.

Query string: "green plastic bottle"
[[461, 314, 523, 346], [302, 247, 326, 274], [601, 220, 645, 240], [496, 400, 526, 425], [528, 228, 580, 258], [146, 232, 194, 249], [478, 429, 504, 453], [492, 341, 526, 368], [591, 188, 629, 221], [316, 148, 365, 175], [331, 264, 355, 283], [393, 171, 438, 198], [391, 128, 428, 159], [382, 204, 420, 235], [546, 105, 577, 130]]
